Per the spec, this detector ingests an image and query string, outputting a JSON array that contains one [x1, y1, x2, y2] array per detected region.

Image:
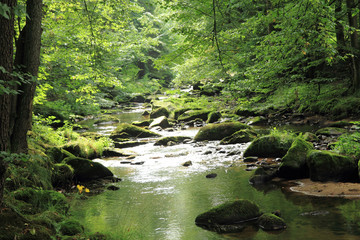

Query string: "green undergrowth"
[[332, 132, 360, 159]]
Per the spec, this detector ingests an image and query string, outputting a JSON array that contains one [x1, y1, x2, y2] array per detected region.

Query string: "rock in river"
[[195, 199, 261, 233]]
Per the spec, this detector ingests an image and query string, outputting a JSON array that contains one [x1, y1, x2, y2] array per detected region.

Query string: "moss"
[[220, 129, 257, 145], [110, 123, 161, 139], [257, 213, 286, 231], [206, 111, 222, 123], [233, 107, 257, 117], [51, 163, 74, 190], [195, 199, 261, 226], [12, 188, 69, 214], [249, 167, 278, 184], [64, 157, 113, 182], [307, 150, 358, 182], [173, 107, 195, 119], [46, 147, 75, 163], [59, 219, 84, 236], [132, 119, 153, 127], [178, 109, 211, 122], [315, 127, 348, 137], [149, 116, 172, 129], [150, 107, 170, 119], [243, 134, 295, 158], [194, 122, 251, 141], [154, 136, 192, 146], [278, 138, 314, 179], [246, 116, 266, 125]]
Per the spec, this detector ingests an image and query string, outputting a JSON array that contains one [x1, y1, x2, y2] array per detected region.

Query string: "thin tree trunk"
[[335, 0, 345, 53], [11, 0, 43, 153], [346, 0, 360, 91], [0, 0, 17, 206]]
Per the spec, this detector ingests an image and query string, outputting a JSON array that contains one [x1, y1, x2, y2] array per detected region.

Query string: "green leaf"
[[0, 3, 10, 19]]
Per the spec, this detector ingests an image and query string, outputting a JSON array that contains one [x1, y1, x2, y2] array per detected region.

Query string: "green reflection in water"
[[70, 165, 360, 240]]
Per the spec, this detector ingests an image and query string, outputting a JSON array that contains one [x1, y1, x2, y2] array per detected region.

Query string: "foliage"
[[333, 132, 360, 158]]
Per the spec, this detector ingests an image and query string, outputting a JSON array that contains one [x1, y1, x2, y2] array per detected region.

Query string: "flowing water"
[[70, 106, 360, 240]]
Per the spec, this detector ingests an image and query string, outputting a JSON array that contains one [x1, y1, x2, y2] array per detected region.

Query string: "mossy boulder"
[[64, 157, 113, 182], [173, 108, 198, 120], [150, 107, 170, 119], [46, 147, 75, 163], [306, 150, 358, 182], [249, 166, 278, 184], [207, 111, 222, 123], [149, 116, 172, 129], [257, 213, 287, 231], [129, 94, 146, 103], [195, 200, 261, 227], [302, 132, 320, 142], [110, 123, 161, 139], [51, 163, 74, 189], [315, 127, 348, 137], [243, 135, 295, 158], [178, 109, 212, 122], [132, 119, 153, 127], [278, 138, 314, 179], [12, 188, 69, 214], [59, 220, 84, 236], [220, 129, 257, 145], [194, 122, 251, 141], [154, 136, 192, 146]]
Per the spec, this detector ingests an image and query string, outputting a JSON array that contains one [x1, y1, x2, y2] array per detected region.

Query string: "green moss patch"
[[220, 129, 257, 145], [154, 136, 192, 146], [178, 110, 212, 122], [257, 213, 286, 231]]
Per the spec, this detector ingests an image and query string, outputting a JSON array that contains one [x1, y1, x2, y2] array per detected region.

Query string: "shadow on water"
[[70, 108, 360, 240]]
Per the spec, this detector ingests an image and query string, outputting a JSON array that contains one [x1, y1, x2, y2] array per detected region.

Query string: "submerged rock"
[[110, 123, 160, 139], [307, 150, 358, 182], [278, 138, 314, 179], [154, 136, 192, 146], [182, 161, 192, 167], [243, 134, 295, 158], [257, 213, 286, 231], [249, 166, 278, 184], [195, 199, 261, 233], [64, 157, 113, 182], [194, 122, 251, 141], [206, 173, 217, 178]]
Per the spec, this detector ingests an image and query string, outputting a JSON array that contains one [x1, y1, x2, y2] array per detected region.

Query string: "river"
[[70, 105, 360, 240]]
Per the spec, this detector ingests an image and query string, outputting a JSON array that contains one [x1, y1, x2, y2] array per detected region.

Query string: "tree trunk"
[[335, 0, 345, 53], [11, 0, 43, 153], [0, 0, 17, 206], [346, 0, 360, 91]]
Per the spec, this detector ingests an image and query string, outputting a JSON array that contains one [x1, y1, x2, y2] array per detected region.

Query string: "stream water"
[[70, 106, 360, 240]]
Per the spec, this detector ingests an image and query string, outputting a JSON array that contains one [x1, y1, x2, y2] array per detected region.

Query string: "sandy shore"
[[288, 179, 360, 199]]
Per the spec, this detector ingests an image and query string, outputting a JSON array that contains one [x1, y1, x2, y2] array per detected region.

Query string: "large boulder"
[[220, 129, 257, 145], [150, 107, 170, 119], [64, 157, 113, 182], [195, 200, 261, 232], [110, 123, 160, 140], [306, 150, 358, 182], [178, 110, 212, 122], [149, 116, 172, 129], [278, 138, 314, 179], [194, 122, 251, 141], [243, 134, 295, 158]]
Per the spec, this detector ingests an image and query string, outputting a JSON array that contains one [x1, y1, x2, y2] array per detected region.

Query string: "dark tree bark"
[[335, 0, 345, 52], [346, 0, 360, 90], [11, 0, 43, 153], [0, 0, 17, 206]]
